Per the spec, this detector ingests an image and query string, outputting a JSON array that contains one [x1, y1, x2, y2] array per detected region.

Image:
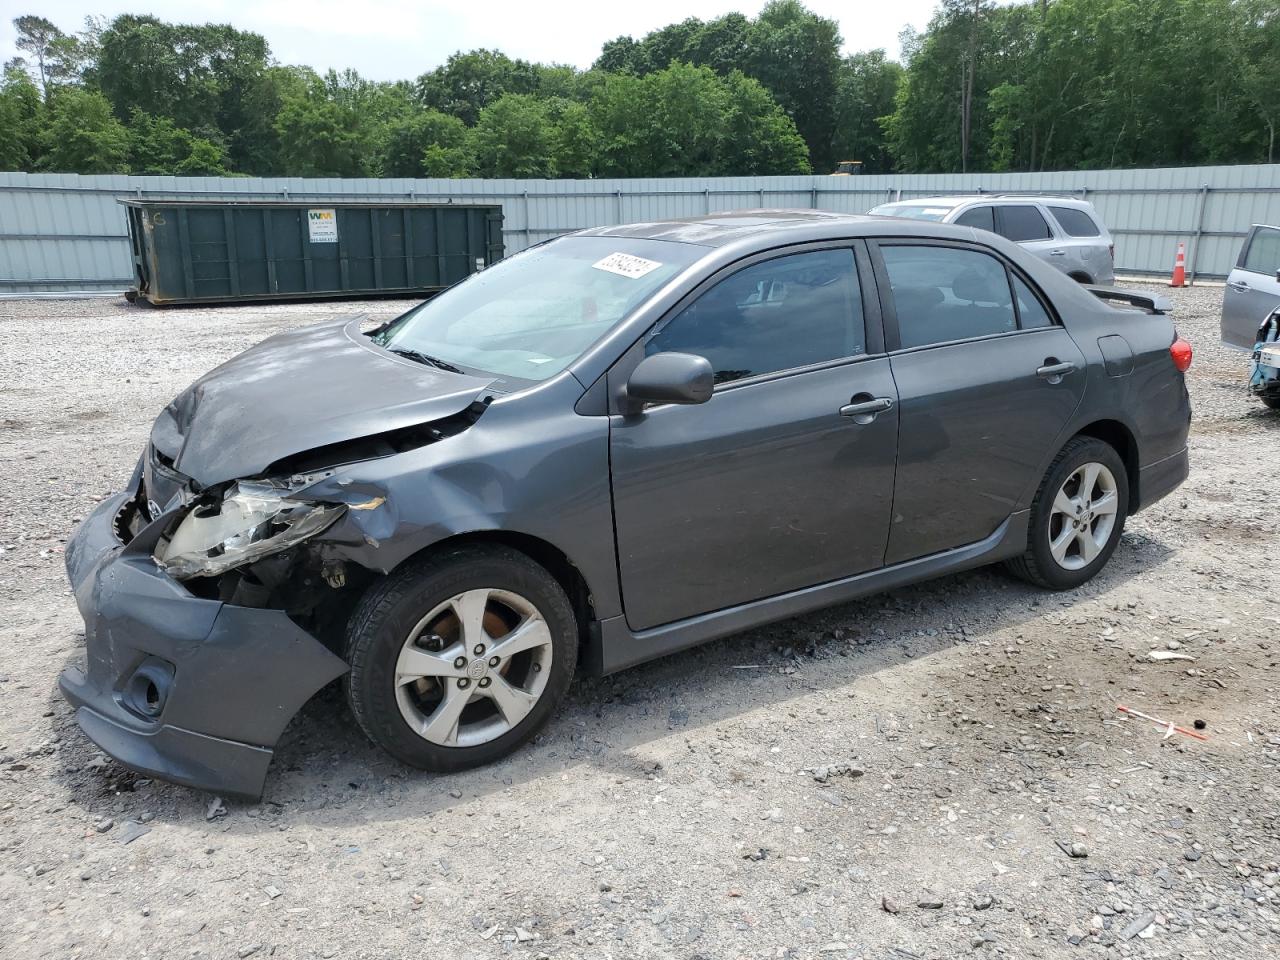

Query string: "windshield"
[[373, 236, 701, 385], [869, 203, 957, 221]]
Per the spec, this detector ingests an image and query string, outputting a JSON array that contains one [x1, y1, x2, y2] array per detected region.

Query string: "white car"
[[869, 195, 1116, 286]]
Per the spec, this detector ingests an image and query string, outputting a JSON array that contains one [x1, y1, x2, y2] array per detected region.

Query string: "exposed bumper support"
[[60, 487, 349, 799]]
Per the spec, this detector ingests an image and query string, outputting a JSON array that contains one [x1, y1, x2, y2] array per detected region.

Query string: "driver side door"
[[607, 243, 899, 631]]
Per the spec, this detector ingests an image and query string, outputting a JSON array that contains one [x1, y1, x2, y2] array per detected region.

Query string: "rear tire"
[[345, 544, 577, 772], [1005, 436, 1128, 590]]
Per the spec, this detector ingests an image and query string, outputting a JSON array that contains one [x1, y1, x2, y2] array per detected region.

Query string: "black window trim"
[[867, 237, 1062, 355], [607, 238, 886, 408]]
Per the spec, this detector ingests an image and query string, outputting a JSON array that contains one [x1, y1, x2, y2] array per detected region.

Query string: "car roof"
[[576, 208, 970, 248]]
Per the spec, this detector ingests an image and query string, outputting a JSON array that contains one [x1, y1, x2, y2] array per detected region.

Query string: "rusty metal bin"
[[121, 199, 504, 305]]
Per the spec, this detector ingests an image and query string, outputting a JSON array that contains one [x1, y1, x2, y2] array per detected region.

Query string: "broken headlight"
[[154, 481, 345, 580]]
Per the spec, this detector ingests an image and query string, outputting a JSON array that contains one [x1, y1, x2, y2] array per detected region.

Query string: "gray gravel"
[[1, 285, 1279, 959]]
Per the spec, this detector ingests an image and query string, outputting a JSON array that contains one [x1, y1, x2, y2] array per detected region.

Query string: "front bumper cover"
[[59, 476, 348, 799]]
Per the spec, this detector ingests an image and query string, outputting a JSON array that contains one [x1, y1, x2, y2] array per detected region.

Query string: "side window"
[[996, 205, 1052, 242], [1047, 205, 1102, 237], [1012, 275, 1053, 328], [1242, 227, 1280, 276], [954, 205, 994, 232], [646, 249, 864, 385], [881, 245, 1017, 349]]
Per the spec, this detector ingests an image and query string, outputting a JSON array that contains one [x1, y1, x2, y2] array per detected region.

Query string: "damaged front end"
[[59, 467, 353, 800], [60, 314, 505, 797], [147, 473, 369, 640], [1249, 309, 1280, 406]]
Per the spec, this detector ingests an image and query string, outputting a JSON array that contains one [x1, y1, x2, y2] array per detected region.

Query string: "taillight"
[[1170, 335, 1193, 372]]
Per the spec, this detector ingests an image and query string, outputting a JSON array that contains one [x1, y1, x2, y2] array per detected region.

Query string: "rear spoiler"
[[1084, 285, 1172, 315]]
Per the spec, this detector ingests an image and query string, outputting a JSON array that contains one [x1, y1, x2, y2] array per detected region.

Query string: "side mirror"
[[625, 352, 714, 408]]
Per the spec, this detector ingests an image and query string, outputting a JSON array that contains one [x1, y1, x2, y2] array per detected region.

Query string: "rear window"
[[1048, 206, 1102, 237], [870, 203, 956, 221], [1243, 227, 1280, 275], [996, 205, 1052, 242]]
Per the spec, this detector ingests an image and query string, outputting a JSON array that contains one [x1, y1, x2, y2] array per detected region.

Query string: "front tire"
[[1261, 395, 1280, 410], [345, 544, 577, 772], [1005, 436, 1129, 590]]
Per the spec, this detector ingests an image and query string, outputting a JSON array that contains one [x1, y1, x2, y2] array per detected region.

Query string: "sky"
[[1, 0, 943, 81]]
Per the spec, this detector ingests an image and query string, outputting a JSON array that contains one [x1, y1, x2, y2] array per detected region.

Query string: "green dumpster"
[[121, 200, 504, 306]]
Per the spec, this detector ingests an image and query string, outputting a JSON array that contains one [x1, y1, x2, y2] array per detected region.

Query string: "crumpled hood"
[[151, 317, 495, 486]]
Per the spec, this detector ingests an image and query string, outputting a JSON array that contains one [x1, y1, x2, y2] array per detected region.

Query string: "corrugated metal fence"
[[3, 164, 1279, 294]]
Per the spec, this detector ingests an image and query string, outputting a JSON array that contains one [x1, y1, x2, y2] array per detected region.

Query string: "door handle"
[[1036, 360, 1077, 382], [1227, 280, 1250, 292], [839, 396, 894, 423], [1049, 249, 1067, 256]]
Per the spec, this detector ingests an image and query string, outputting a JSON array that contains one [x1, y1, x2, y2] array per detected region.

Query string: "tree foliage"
[[5, 3, 1279, 178]]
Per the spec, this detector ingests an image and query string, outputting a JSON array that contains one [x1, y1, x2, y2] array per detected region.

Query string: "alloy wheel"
[[1046, 461, 1119, 571], [393, 588, 554, 747]]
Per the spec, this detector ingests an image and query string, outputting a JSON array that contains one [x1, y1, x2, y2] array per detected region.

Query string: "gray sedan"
[[61, 211, 1192, 798]]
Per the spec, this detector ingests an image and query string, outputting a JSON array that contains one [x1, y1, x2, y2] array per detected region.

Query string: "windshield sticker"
[[592, 252, 662, 279]]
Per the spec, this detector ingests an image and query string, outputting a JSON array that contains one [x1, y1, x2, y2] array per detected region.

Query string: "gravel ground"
[[1, 285, 1277, 960]]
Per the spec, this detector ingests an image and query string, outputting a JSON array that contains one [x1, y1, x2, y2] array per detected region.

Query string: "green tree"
[[470, 93, 556, 178], [721, 70, 812, 174], [591, 62, 809, 177], [92, 15, 271, 141], [830, 51, 902, 173], [549, 99, 598, 178], [0, 65, 43, 169], [416, 49, 541, 125], [382, 110, 471, 177], [12, 15, 62, 95], [127, 110, 228, 176], [41, 87, 129, 173], [274, 96, 368, 177], [1236, 0, 1280, 162], [745, 1, 843, 172]]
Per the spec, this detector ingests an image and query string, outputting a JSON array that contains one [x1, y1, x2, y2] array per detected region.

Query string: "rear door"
[[609, 243, 899, 631], [870, 240, 1086, 565], [1223, 225, 1280, 350]]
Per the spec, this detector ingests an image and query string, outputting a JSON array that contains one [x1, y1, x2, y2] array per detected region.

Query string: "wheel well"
[[1068, 271, 1094, 284], [1074, 420, 1139, 507], [407, 531, 596, 641]]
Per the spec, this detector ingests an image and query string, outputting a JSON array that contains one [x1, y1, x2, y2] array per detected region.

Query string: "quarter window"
[[881, 245, 1018, 349], [1243, 227, 1280, 276], [1047, 206, 1102, 237], [996, 205, 1052, 242], [1012, 275, 1053, 328], [646, 249, 865, 385]]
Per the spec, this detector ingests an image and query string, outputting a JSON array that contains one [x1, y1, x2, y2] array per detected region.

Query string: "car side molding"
[[587, 510, 1030, 676]]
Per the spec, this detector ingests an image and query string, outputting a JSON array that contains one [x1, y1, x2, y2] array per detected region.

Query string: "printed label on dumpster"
[[592, 252, 661, 279], [307, 208, 339, 243]]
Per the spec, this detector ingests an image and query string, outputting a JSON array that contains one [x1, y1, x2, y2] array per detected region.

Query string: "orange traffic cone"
[[1169, 242, 1186, 287]]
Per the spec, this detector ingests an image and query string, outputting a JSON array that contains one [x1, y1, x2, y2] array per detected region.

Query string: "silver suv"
[[868, 196, 1116, 286], [1221, 223, 1280, 351]]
